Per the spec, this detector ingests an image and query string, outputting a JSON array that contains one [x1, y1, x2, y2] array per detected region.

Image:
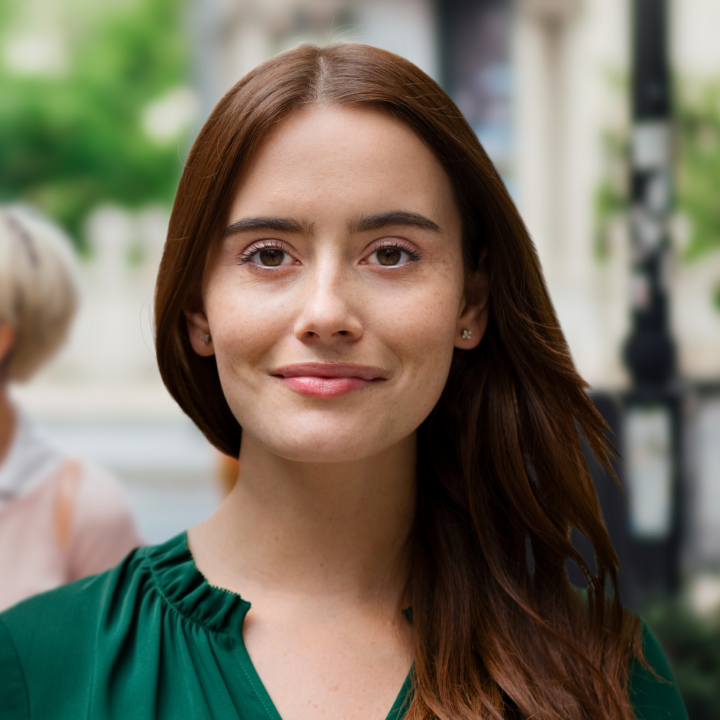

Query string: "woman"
[[0, 207, 141, 611], [0, 45, 686, 719]]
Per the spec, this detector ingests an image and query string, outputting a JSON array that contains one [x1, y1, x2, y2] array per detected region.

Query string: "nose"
[[293, 269, 364, 344]]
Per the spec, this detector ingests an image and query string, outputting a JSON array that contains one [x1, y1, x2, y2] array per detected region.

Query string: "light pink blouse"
[[0, 412, 142, 611]]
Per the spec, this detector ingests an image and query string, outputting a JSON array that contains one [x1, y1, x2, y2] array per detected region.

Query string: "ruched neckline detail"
[[0, 528, 689, 720], [146, 531, 251, 633]]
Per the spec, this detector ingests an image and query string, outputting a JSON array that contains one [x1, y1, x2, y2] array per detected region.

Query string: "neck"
[[0, 381, 15, 466], [191, 432, 417, 607]]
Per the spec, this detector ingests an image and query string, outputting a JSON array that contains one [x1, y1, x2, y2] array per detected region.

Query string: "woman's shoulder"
[[572, 587, 687, 718], [629, 617, 689, 720], [0, 410, 65, 502], [0, 531, 251, 720], [0, 539, 160, 718], [0, 540, 150, 653], [65, 460, 143, 577]]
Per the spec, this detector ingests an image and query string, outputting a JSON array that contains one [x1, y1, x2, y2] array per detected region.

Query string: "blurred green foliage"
[[595, 76, 720, 263], [644, 599, 720, 720], [678, 85, 720, 332], [595, 75, 720, 311], [0, 0, 189, 254]]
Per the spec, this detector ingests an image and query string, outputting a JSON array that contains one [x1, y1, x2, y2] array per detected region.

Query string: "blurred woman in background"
[[0, 206, 141, 611]]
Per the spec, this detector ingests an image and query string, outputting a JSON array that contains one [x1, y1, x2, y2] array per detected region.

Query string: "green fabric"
[[0, 532, 687, 719], [629, 622, 689, 720]]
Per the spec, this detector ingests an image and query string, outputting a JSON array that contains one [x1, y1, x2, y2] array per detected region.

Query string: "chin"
[[270, 444, 370, 464], [246, 417, 401, 464]]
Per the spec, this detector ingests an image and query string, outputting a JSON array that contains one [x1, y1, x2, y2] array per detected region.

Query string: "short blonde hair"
[[0, 206, 79, 381]]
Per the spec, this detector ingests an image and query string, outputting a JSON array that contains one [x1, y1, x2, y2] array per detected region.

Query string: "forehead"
[[228, 104, 459, 230]]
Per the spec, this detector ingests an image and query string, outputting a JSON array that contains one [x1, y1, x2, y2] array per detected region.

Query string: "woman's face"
[[186, 105, 487, 463]]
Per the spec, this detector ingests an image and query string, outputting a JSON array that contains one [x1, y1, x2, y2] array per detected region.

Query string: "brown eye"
[[259, 248, 284, 266], [376, 248, 402, 266]]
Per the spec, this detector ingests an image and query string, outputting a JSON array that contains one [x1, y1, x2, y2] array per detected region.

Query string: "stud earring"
[[461, 329, 472, 340], [200, 333, 211, 343]]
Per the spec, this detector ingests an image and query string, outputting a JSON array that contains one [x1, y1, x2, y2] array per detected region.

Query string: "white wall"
[[514, 0, 631, 387]]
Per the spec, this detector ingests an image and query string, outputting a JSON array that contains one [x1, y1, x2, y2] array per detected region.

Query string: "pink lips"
[[271, 363, 388, 398]]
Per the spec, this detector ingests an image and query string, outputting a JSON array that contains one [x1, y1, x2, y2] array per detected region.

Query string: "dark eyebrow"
[[223, 217, 312, 236], [348, 211, 442, 235]]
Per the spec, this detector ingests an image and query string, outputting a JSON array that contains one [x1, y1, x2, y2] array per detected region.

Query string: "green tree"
[[676, 83, 720, 261], [0, 0, 189, 253]]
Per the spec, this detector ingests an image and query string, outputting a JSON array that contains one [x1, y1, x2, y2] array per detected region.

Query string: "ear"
[[182, 301, 215, 357], [0, 324, 16, 366], [455, 270, 489, 350]]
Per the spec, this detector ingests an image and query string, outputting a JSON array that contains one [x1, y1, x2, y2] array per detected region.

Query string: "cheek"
[[204, 283, 287, 370], [377, 280, 460, 398]]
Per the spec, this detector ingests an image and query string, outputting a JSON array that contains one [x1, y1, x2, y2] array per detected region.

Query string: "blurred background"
[[1, 0, 719, 713]]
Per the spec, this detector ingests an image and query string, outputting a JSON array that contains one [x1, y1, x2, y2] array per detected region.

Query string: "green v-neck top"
[[0, 532, 687, 719]]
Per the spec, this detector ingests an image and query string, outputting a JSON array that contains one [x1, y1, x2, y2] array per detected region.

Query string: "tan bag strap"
[[55, 460, 81, 551]]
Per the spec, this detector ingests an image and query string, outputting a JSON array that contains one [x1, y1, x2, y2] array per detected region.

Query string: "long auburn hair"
[[155, 43, 642, 720]]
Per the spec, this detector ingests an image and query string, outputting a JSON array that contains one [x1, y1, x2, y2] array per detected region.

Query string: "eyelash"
[[236, 241, 295, 274], [237, 241, 288, 265], [236, 239, 422, 271], [369, 240, 422, 264]]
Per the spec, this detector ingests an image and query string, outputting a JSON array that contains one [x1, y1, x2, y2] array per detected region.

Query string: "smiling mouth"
[[270, 363, 388, 398]]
